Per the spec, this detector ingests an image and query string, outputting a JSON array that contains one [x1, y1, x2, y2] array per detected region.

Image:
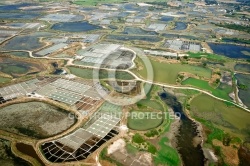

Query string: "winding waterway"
[[159, 91, 205, 166]]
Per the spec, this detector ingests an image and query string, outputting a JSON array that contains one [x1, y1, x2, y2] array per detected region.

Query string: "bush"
[[145, 129, 159, 137], [238, 84, 248, 90], [203, 62, 207, 67], [132, 133, 145, 144], [215, 23, 250, 34], [147, 144, 157, 154]]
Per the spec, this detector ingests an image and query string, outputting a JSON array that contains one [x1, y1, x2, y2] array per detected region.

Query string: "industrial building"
[[164, 39, 201, 52]]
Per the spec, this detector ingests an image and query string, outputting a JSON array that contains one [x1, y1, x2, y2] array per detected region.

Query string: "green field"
[[128, 84, 167, 130], [126, 143, 138, 154], [68, 66, 135, 80], [154, 137, 181, 166], [182, 78, 232, 100], [190, 94, 250, 139], [188, 52, 226, 61], [0, 63, 29, 76], [0, 77, 11, 83], [132, 58, 212, 84], [137, 99, 164, 111], [128, 110, 163, 130]]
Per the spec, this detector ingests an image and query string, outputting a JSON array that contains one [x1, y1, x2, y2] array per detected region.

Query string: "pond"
[[1, 32, 52, 51], [0, 12, 40, 19], [173, 22, 187, 30], [117, 12, 130, 18], [235, 74, 250, 108], [234, 64, 250, 73], [51, 21, 102, 32], [0, 57, 43, 78], [0, 3, 33, 11], [162, 33, 198, 40], [160, 16, 174, 22], [123, 27, 158, 35], [208, 43, 250, 59], [109, 25, 118, 30], [179, 17, 186, 21], [16, 143, 45, 166], [206, 61, 225, 67], [0, 102, 76, 138], [106, 35, 162, 42], [0, 139, 30, 166], [0, 58, 30, 77], [222, 38, 250, 45], [122, 3, 145, 12], [53, 69, 65, 75]]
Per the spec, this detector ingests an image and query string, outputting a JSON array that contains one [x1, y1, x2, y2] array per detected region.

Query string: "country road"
[[1, 43, 250, 166], [1, 49, 249, 113]]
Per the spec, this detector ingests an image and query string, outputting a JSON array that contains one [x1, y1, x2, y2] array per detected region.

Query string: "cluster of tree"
[[215, 23, 250, 34], [147, 1, 168, 7], [223, 38, 250, 45], [238, 83, 248, 90], [132, 133, 145, 144], [144, 129, 159, 137]]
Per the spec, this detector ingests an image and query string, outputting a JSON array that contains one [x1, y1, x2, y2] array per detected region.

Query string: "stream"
[[159, 91, 205, 166]]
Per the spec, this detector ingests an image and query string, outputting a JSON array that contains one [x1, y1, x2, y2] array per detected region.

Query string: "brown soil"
[[213, 139, 239, 166], [100, 160, 116, 166], [16, 143, 45, 166]]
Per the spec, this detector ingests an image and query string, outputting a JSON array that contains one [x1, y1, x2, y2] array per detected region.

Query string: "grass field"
[[188, 52, 227, 61], [0, 76, 11, 83], [182, 78, 232, 100], [132, 58, 212, 84], [128, 84, 167, 130], [68, 66, 135, 80], [154, 137, 181, 166], [190, 94, 250, 139], [126, 143, 138, 154], [137, 99, 165, 111], [127, 110, 163, 130]]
